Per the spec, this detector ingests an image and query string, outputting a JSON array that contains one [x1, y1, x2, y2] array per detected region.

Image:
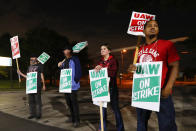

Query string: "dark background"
[[0, 0, 195, 84]]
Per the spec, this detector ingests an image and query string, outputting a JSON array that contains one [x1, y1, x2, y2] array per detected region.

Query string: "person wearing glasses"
[[17, 54, 46, 120]]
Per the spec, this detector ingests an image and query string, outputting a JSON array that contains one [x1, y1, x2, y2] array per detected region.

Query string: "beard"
[[149, 34, 156, 39], [30, 60, 37, 65]]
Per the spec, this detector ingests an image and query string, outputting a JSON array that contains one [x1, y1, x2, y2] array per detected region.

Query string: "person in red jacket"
[[95, 43, 125, 131], [128, 20, 179, 131]]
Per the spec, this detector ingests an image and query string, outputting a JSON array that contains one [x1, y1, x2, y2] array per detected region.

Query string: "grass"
[[0, 80, 26, 91], [0, 80, 58, 91]]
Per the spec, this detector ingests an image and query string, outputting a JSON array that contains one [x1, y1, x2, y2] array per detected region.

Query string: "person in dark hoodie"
[[58, 44, 82, 128], [94, 43, 125, 131]]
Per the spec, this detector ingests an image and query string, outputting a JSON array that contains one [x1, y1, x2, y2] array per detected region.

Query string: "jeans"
[[64, 90, 80, 123], [136, 95, 177, 131], [28, 92, 42, 117], [99, 78, 125, 131]]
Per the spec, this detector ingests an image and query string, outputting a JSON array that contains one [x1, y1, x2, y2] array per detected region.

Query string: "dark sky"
[[0, 0, 137, 55], [0, 0, 195, 71]]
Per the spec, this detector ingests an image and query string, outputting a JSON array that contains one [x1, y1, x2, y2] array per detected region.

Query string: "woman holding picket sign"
[[94, 43, 125, 131]]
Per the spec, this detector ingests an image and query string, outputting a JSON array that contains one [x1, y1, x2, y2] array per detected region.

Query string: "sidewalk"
[[0, 86, 196, 131], [0, 111, 67, 131]]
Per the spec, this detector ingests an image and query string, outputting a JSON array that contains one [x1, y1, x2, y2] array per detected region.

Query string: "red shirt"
[[137, 40, 180, 88], [98, 55, 118, 78]]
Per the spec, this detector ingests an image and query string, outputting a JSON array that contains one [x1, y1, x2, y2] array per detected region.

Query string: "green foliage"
[[0, 80, 26, 90], [0, 67, 9, 78], [20, 27, 70, 80], [0, 27, 90, 84]]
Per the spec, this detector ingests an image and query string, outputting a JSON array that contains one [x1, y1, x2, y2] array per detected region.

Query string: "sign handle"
[[100, 101, 104, 131], [62, 59, 66, 63], [16, 58, 21, 83], [133, 36, 142, 64]]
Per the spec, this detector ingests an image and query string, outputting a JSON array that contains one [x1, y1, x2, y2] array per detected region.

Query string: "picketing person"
[[58, 45, 82, 128], [128, 20, 180, 131], [17, 54, 46, 120], [94, 43, 125, 131]]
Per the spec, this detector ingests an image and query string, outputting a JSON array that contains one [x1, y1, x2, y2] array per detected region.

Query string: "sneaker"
[[73, 122, 80, 128], [36, 116, 42, 120], [28, 115, 35, 119]]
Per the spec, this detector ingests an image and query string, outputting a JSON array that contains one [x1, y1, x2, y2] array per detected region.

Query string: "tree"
[[0, 33, 14, 79], [0, 28, 91, 85], [0, 33, 12, 57], [21, 27, 70, 85]]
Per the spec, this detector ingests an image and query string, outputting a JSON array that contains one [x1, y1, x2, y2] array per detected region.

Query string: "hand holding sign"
[[94, 65, 102, 72], [128, 64, 137, 73]]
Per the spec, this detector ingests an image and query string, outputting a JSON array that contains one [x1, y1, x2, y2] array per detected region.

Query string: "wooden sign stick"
[[62, 59, 66, 63], [133, 36, 142, 64], [16, 58, 21, 83], [100, 101, 104, 131]]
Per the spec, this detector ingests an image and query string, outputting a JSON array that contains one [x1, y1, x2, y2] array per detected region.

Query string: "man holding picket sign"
[[94, 43, 125, 131], [17, 54, 46, 120], [58, 44, 82, 128], [128, 17, 179, 131]]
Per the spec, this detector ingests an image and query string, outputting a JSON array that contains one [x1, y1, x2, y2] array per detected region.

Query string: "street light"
[[120, 49, 127, 88], [121, 49, 127, 71], [180, 51, 189, 54], [122, 49, 127, 53]]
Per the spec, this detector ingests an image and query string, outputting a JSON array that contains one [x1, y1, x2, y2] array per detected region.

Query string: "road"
[[0, 85, 196, 131], [0, 111, 67, 131]]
